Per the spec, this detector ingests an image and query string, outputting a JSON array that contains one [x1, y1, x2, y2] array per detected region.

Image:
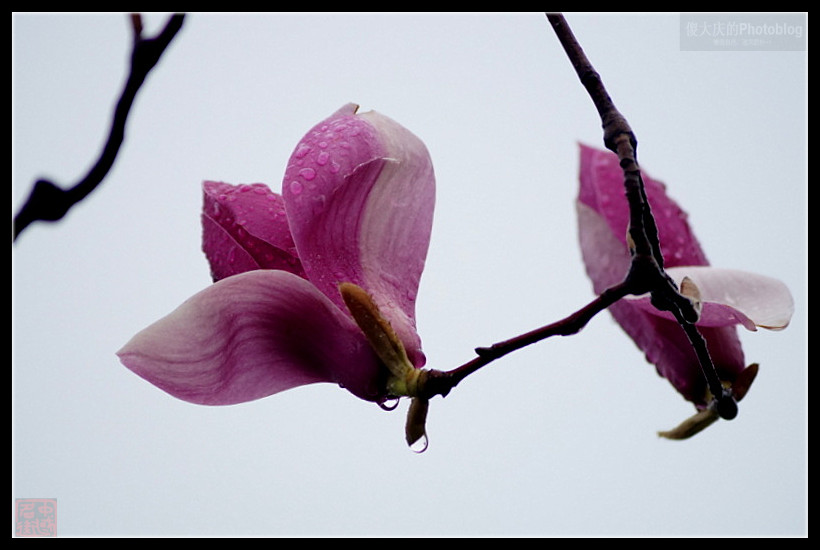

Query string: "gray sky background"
[[13, 13, 807, 536]]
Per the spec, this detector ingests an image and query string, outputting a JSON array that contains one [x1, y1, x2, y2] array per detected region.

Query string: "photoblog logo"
[[680, 13, 806, 51], [15, 498, 57, 537]]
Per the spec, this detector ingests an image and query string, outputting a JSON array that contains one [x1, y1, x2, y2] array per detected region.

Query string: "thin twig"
[[12, 13, 185, 242], [425, 14, 738, 421], [422, 281, 630, 399], [544, 14, 735, 417]]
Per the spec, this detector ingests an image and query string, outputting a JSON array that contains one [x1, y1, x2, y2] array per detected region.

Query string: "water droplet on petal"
[[294, 144, 312, 159], [316, 151, 330, 166], [299, 167, 316, 181], [289, 180, 303, 195]]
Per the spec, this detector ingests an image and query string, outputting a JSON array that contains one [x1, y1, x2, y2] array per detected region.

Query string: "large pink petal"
[[117, 270, 385, 405], [578, 143, 708, 267], [282, 104, 435, 367], [577, 181, 745, 406], [202, 181, 305, 282], [608, 299, 745, 406]]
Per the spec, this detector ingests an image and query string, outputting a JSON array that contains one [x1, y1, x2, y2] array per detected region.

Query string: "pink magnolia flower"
[[117, 104, 435, 416], [576, 144, 793, 437]]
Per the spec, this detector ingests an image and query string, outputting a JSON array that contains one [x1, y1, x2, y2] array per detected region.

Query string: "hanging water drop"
[[378, 398, 400, 411], [409, 433, 429, 453]]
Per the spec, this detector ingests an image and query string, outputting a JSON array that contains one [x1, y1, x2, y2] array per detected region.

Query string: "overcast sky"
[[13, 13, 806, 536]]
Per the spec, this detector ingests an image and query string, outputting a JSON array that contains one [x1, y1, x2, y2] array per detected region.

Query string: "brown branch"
[[424, 14, 737, 421], [421, 281, 630, 400], [12, 13, 185, 242], [544, 14, 733, 414]]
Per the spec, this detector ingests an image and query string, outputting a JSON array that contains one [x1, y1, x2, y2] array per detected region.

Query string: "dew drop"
[[299, 167, 316, 181], [316, 151, 330, 166], [378, 398, 400, 411], [289, 180, 303, 195], [329, 161, 341, 174], [409, 434, 429, 453], [294, 144, 312, 159]]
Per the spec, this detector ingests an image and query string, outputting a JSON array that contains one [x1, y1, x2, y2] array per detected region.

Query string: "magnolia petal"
[[283, 103, 435, 367], [202, 181, 305, 281], [605, 299, 746, 406], [576, 151, 747, 406], [117, 270, 384, 405], [578, 143, 709, 267], [577, 201, 632, 294], [626, 266, 794, 331], [666, 266, 793, 330]]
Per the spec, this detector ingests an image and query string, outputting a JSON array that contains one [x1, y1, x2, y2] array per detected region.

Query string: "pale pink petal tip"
[[627, 266, 794, 331]]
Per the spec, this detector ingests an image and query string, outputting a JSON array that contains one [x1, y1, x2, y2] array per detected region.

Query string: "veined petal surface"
[[283, 104, 435, 367], [117, 270, 384, 405], [202, 181, 305, 281]]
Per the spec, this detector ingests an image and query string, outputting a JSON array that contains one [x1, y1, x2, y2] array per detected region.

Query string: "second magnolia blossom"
[[577, 144, 793, 436], [118, 104, 435, 428]]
